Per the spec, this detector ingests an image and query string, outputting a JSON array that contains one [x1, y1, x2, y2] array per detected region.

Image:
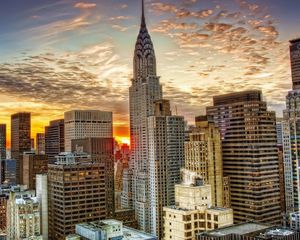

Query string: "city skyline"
[[0, 0, 299, 145]]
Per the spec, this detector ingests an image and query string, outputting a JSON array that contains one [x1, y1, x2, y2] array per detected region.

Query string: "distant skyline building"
[[207, 90, 282, 225], [48, 153, 108, 239], [128, 0, 163, 232], [11, 112, 31, 184], [290, 38, 300, 90], [36, 133, 45, 154], [64, 110, 113, 152], [186, 115, 225, 207], [148, 99, 185, 238], [45, 119, 65, 163], [0, 124, 6, 184], [4, 159, 16, 185], [22, 152, 48, 189]]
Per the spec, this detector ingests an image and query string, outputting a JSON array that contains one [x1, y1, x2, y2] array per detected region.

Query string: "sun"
[[115, 136, 130, 146]]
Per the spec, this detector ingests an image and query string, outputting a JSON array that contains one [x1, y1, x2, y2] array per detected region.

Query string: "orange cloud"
[[74, 2, 97, 9]]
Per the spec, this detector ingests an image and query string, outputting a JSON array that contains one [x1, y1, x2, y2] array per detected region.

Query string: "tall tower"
[[129, 0, 162, 232]]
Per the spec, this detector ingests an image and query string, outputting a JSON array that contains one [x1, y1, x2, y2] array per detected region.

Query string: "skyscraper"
[[64, 110, 113, 152], [207, 90, 281, 225], [148, 100, 185, 238], [45, 119, 65, 163], [36, 133, 45, 154], [185, 115, 224, 207], [290, 38, 300, 90], [11, 112, 31, 184], [48, 153, 108, 239], [36, 174, 48, 240], [0, 124, 6, 184], [282, 39, 300, 229], [129, 0, 162, 232]]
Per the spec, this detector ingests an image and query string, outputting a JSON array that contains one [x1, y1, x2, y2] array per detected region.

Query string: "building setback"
[[148, 99, 185, 238], [48, 153, 107, 239], [11, 112, 31, 184], [206, 90, 281, 225], [45, 119, 65, 164]]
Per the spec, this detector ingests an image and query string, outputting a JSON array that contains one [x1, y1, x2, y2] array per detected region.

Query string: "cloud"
[[74, 2, 97, 9]]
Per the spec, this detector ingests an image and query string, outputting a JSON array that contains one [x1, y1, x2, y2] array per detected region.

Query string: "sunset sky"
[[0, 0, 299, 145]]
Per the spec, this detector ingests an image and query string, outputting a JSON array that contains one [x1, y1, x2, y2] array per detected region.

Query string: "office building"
[[0, 194, 7, 233], [36, 174, 48, 240], [45, 119, 65, 163], [4, 159, 16, 185], [71, 137, 115, 218], [48, 153, 107, 239], [148, 99, 185, 238], [64, 110, 113, 152], [128, 0, 163, 232], [290, 38, 300, 90], [206, 90, 281, 224], [0, 124, 6, 184], [115, 209, 138, 229], [7, 187, 42, 240], [121, 169, 133, 209], [72, 220, 157, 240], [11, 112, 31, 184], [282, 38, 300, 229], [163, 169, 233, 240], [197, 222, 299, 240], [22, 152, 48, 189], [36, 133, 45, 154], [185, 115, 224, 207]]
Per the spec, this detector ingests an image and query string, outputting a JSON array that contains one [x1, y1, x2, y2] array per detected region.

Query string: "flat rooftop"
[[203, 222, 270, 236], [123, 227, 156, 240]]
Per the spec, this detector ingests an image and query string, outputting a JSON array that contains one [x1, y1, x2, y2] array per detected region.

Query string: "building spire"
[[141, 0, 146, 27]]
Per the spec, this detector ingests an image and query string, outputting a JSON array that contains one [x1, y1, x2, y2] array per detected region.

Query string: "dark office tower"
[[206, 90, 281, 225], [4, 159, 16, 185], [22, 152, 48, 190], [48, 153, 107, 239], [45, 119, 64, 163], [11, 112, 31, 184], [0, 124, 6, 184], [36, 133, 45, 154], [290, 39, 300, 90], [71, 137, 115, 218]]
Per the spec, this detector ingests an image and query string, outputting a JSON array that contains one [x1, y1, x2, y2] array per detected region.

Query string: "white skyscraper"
[[64, 110, 113, 151], [128, 0, 162, 232], [36, 174, 48, 240], [148, 100, 185, 238]]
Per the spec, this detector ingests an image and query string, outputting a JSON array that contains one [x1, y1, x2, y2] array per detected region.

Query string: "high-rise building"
[[71, 137, 115, 218], [11, 112, 31, 184], [36, 174, 48, 240], [4, 159, 16, 185], [0, 124, 6, 184], [290, 38, 300, 90], [206, 90, 281, 225], [128, 0, 163, 232], [48, 153, 108, 239], [0, 194, 7, 233], [282, 38, 300, 229], [64, 110, 113, 152], [45, 119, 65, 163], [121, 169, 133, 209], [163, 169, 233, 240], [22, 152, 48, 189], [186, 115, 224, 207], [148, 99, 185, 238], [36, 133, 45, 154], [7, 187, 42, 240]]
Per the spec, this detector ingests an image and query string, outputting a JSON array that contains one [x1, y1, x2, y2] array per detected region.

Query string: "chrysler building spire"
[[133, 0, 157, 80]]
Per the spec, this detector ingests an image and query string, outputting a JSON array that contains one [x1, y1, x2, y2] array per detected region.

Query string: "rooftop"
[[199, 222, 298, 239]]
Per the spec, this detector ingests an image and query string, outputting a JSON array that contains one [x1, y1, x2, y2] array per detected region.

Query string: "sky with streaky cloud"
[[0, 0, 299, 145]]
